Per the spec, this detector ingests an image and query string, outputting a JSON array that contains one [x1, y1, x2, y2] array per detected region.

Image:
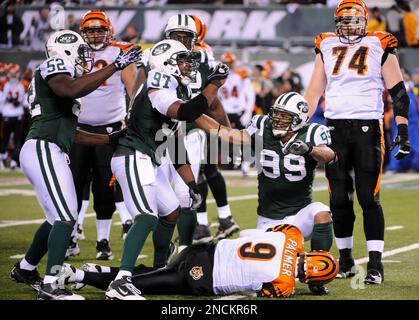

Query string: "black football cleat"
[[10, 262, 43, 291]]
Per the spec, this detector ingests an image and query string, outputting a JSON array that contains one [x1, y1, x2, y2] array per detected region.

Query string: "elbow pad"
[[389, 81, 409, 119], [177, 94, 209, 122]]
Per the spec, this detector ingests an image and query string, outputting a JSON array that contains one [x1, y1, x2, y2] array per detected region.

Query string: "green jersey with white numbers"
[[26, 56, 80, 154], [119, 69, 191, 165], [139, 48, 213, 133], [246, 115, 332, 219]]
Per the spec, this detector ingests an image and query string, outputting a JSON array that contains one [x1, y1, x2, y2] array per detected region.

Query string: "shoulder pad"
[[109, 41, 134, 52], [367, 31, 398, 53], [314, 32, 337, 51]]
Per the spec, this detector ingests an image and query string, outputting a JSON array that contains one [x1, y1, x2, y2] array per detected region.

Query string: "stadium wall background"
[[1, 5, 418, 76]]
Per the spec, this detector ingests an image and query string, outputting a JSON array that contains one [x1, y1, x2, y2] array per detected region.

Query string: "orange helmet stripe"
[[190, 15, 207, 42], [335, 0, 368, 18], [80, 10, 112, 30]]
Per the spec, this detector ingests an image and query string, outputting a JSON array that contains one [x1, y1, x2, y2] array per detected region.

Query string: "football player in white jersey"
[[9, 30, 141, 300], [67, 10, 137, 261], [217, 52, 255, 177], [304, 0, 410, 284], [69, 224, 338, 299], [218, 52, 255, 130], [0, 63, 26, 170]]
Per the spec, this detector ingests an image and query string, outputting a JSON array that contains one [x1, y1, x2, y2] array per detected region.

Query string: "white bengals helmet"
[[149, 39, 198, 86], [164, 14, 197, 50], [45, 30, 93, 77], [269, 92, 309, 137]]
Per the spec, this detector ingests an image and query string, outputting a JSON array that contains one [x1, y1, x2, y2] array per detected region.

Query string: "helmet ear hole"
[[65, 50, 71, 56]]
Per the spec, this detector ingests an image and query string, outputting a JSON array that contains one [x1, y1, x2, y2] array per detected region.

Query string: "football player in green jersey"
[[10, 30, 141, 300], [131, 14, 233, 257], [195, 91, 337, 295], [105, 39, 230, 300]]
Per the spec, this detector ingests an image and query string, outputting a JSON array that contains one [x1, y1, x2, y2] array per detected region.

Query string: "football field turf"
[[1, 170, 419, 300]]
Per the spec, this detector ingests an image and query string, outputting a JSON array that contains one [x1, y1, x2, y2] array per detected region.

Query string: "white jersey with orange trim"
[[218, 72, 247, 115], [315, 31, 398, 120], [1, 80, 26, 118], [78, 42, 132, 126], [212, 225, 303, 297]]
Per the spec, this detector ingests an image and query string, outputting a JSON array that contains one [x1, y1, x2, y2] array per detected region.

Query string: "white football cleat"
[[105, 276, 146, 300]]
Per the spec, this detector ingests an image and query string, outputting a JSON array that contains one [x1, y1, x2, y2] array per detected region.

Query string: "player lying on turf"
[[58, 224, 338, 300]]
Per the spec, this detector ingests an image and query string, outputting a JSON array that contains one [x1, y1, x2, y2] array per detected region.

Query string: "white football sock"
[[43, 275, 58, 284], [115, 270, 131, 280], [77, 200, 89, 226], [335, 236, 353, 250], [20, 258, 36, 271], [115, 201, 131, 224], [96, 219, 112, 241], [367, 240, 384, 253], [217, 205, 231, 219], [75, 269, 85, 282], [196, 212, 209, 225], [101, 266, 111, 273]]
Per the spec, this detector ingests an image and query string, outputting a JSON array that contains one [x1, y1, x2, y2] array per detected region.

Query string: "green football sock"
[[45, 221, 73, 276], [311, 222, 333, 251], [120, 214, 157, 273], [25, 220, 52, 266], [153, 218, 177, 268], [177, 208, 197, 246]]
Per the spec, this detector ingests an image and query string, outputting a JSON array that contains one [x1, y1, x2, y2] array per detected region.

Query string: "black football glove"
[[207, 63, 229, 88], [113, 45, 142, 71], [109, 128, 127, 145], [283, 140, 313, 156], [390, 124, 411, 160], [188, 181, 202, 211]]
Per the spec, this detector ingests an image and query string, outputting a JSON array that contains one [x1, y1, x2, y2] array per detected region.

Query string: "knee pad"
[[330, 191, 353, 209], [357, 190, 380, 209], [203, 164, 219, 180], [94, 200, 115, 220]]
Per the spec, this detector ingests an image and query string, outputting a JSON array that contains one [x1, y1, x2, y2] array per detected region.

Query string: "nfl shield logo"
[[362, 126, 369, 132], [106, 127, 113, 134]]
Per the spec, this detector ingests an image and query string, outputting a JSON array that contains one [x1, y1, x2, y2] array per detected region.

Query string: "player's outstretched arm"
[[150, 63, 230, 122], [208, 96, 231, 127], [194, 114, 251, 145], [304, 54, 327, 119], [74, 128, 126, 145], [48, 46, 142, 99]]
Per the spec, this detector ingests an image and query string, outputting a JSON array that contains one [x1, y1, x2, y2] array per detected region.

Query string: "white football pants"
[[240, 202, 331, 241], [111, 150, 179, 219], [20, 139, 78, 224]]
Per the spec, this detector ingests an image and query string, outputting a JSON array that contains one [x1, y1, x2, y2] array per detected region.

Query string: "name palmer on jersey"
[[245, 115, 332, 220], [314, 31, 398, 120], [213, 224, 304, 298], [118, 68, 190, 165]]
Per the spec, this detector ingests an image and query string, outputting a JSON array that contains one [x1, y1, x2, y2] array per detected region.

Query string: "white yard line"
[[385, 225, 404, 231], [0, 213, 96, 228], [354, 243, 419, 265], [1, 173, 418, 228]]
